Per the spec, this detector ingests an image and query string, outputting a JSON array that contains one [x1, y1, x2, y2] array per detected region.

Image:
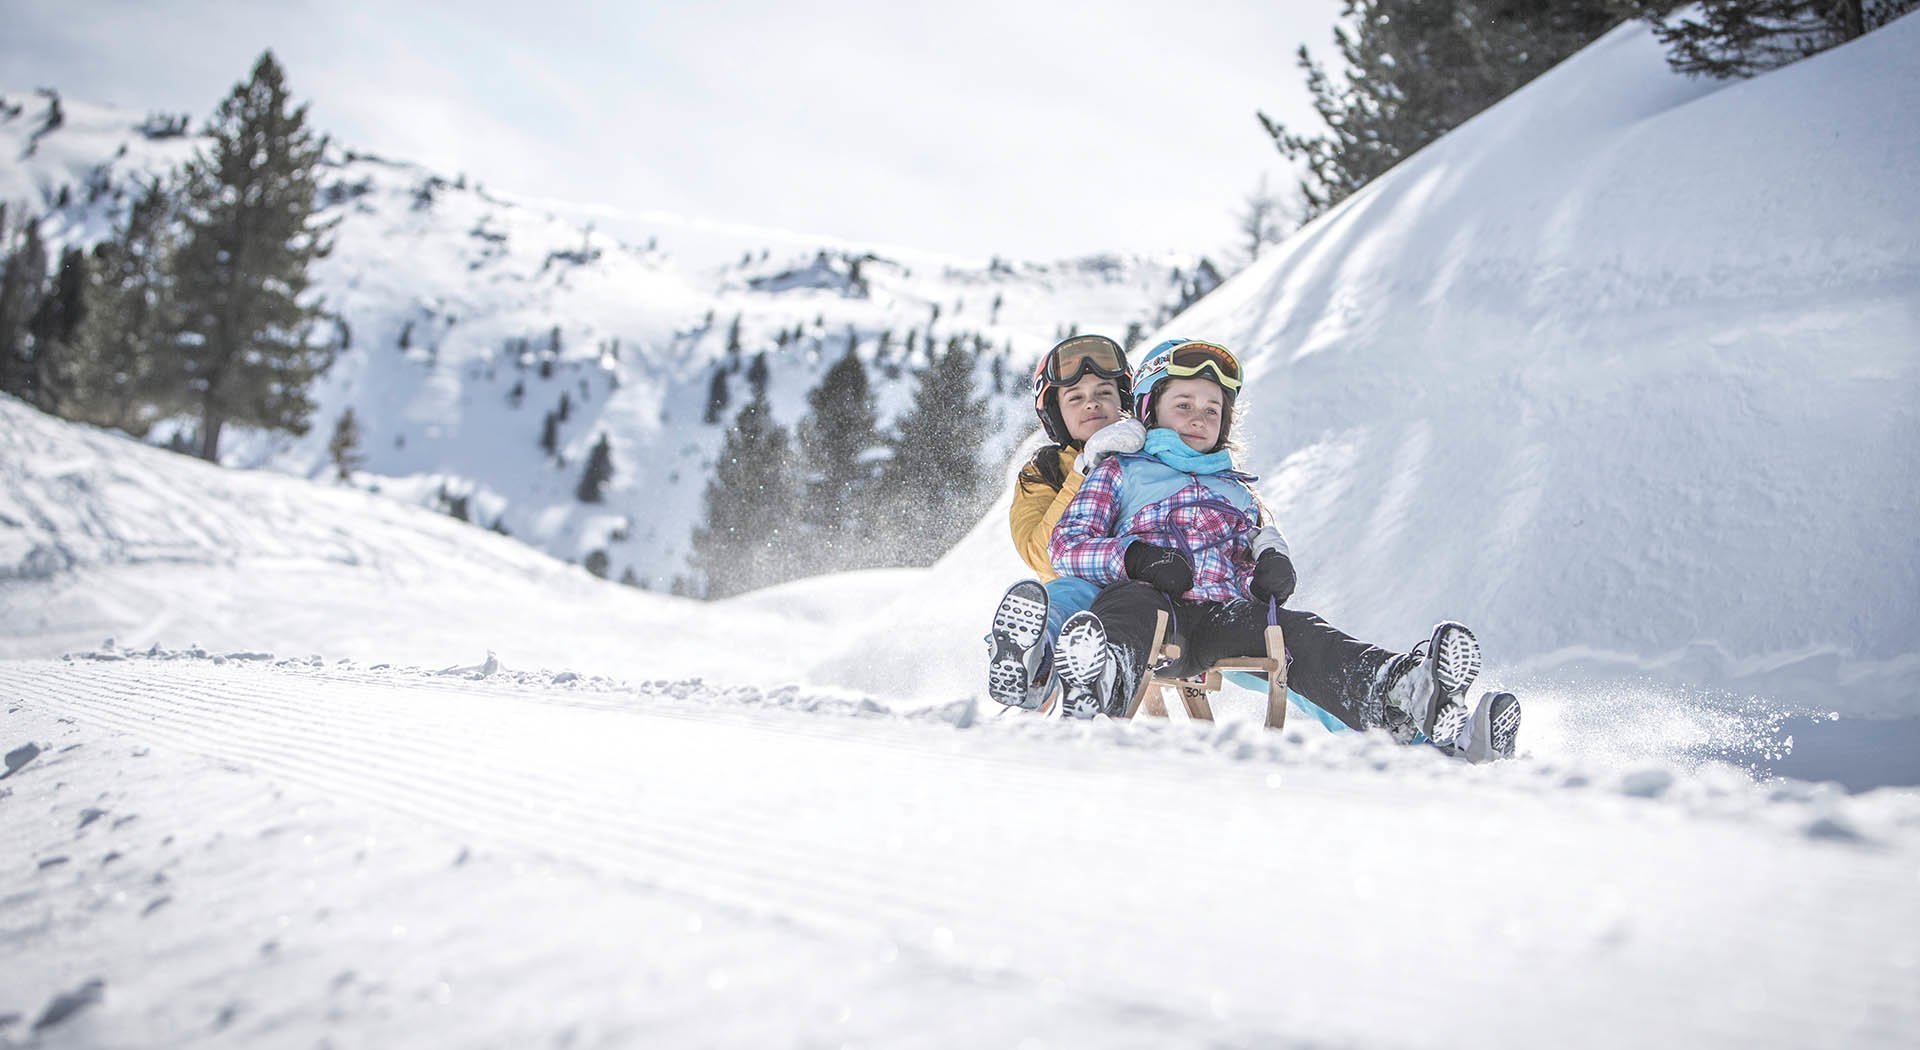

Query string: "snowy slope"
[[815, 17, 1920, 721], [6, 391, 1920, 1046], [1, 89, 1214, 590], [5, 648, 1919, 1048], [0, 395, 852, 687]]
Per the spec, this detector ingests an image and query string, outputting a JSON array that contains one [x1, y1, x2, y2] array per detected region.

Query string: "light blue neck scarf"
[[1144, 427, 1235, 475]]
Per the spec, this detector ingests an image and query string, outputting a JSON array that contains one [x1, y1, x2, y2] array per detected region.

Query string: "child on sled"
[[1042, 338, 1520, 761], [984, 334, 1147, 711]]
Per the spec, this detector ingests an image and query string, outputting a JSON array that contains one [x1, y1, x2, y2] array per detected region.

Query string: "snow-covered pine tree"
[[1621, 0, 1917, 78], [876, 339, 990, 565], [68, 179, 178, 436], [795, 340, 882, 571], [690, 388, 798, 598], [704, 366, 730, 425], [1260, 0, 1619, 221], [169, 50, 335, 462], [1235, 174, 1286, 266], [328, 408, 363, 480], [576, 432, 614, 503]]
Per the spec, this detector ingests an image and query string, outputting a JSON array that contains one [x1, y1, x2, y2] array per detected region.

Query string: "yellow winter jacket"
[[1008, 446, 1082, 581]]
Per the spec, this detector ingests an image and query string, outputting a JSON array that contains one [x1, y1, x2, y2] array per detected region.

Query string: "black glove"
[[1124, 542, 1194, 596], [1249, 550, 1297, 605]]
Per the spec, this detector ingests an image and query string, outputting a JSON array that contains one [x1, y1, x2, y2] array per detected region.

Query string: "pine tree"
[[576, 432, 615, 502], [583, 550, 611, 579], [795, 343, 882, 570], [704, 365, 730, 424], [25, 245, 87, 415], [1260, 1, 1620, 221], [1621, 0, 1917, 78], [689, 388, 798, 598], [169, 51, 335, 462], [328, 408, 363, 480], [1235, 174, 1286, 266], [746, 351, 770, 399], [877, 340, 991, 565], [0, 208, 49, 404], [68, 179, 178, 435], [540, 410, 560, 456]]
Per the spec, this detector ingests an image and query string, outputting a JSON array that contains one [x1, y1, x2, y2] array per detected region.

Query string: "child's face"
[[1156, 377, 1225, 451], [1058, 373, 1124, 444]]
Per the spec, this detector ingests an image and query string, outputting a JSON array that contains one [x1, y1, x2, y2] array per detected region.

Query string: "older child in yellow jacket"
[[986, 335, 1145, 710]]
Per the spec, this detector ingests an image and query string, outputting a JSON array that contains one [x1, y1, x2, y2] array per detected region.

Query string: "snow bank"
[[820, 19, 1920, 718], [0, 396, 826, 687]]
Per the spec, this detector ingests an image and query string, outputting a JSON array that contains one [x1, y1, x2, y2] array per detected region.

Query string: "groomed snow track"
[[2, 653, 1916, 1048]]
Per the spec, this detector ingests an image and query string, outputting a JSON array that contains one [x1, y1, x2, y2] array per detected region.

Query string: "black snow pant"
[[1084, 581, 1395, 730]]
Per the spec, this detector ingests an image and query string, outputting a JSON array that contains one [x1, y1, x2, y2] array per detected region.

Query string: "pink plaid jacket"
[[1049, 453, 1262, 604]]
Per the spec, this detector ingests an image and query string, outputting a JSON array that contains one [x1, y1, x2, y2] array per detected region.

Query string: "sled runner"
[[1121, 609, 1289, 730]]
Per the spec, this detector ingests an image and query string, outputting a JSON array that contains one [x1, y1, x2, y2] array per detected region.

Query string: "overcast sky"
[[5, 0, 1346, 262]]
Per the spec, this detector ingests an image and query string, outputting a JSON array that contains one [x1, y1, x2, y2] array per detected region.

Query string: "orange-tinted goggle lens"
[[1164, 341, 1242, 391], [1043, 336, 1127, 386]]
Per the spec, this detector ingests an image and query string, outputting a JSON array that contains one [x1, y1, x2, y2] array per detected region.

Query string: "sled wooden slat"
[[1121, 611, 1288, 730]]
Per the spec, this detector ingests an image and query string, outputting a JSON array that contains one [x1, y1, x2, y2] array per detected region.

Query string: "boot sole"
[[1424, 622, 1481, 738], [986, 582, 1049, 709], [1485, 691, 1522, 760], [1057, 612, 1110, 719]]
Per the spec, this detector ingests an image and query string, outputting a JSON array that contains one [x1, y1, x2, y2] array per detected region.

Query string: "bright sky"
[[5, 0, 1345, 263]]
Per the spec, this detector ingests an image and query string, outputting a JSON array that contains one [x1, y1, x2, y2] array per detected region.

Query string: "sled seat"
[[1121, 609, 1288, 730]]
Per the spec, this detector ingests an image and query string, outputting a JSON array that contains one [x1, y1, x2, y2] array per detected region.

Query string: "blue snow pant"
[[1043, 576, 1100, 644]]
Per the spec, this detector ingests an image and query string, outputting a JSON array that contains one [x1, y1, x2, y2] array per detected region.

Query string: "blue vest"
[[1110, 452, 1260, 532]]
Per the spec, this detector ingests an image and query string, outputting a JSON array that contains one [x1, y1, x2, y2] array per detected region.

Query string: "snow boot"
[[985, 580, 1052, 710], [1057, 611, 1117, 718], [1451, 690, 1522, 763], [1372, 621, 1481, 746]]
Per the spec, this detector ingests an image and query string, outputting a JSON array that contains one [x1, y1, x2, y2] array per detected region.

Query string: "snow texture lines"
[[4, 656, 1919, 1048]]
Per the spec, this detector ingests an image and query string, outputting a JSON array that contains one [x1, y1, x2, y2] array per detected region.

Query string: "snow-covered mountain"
[[0, 88, 1217, 590]]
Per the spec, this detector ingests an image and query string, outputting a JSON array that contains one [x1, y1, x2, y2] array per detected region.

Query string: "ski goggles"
[[1032, 334, 1128, 394], [1155, 340, 1243, 391]]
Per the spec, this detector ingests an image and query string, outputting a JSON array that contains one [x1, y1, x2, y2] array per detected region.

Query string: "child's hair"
[[1019, 442, 1070, 490]]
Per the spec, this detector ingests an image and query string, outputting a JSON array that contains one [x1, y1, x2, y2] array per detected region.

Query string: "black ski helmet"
[[1031, 334, 1132, 446]]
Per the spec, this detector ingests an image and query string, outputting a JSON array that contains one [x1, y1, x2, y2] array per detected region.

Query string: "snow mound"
[[824, 19, 1920, 721]]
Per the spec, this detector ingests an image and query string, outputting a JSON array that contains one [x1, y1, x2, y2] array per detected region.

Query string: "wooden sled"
[[1121, 609, 1289, 730]]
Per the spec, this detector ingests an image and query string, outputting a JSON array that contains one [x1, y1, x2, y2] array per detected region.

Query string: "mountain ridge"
[[1, 84, 1217, 590]]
